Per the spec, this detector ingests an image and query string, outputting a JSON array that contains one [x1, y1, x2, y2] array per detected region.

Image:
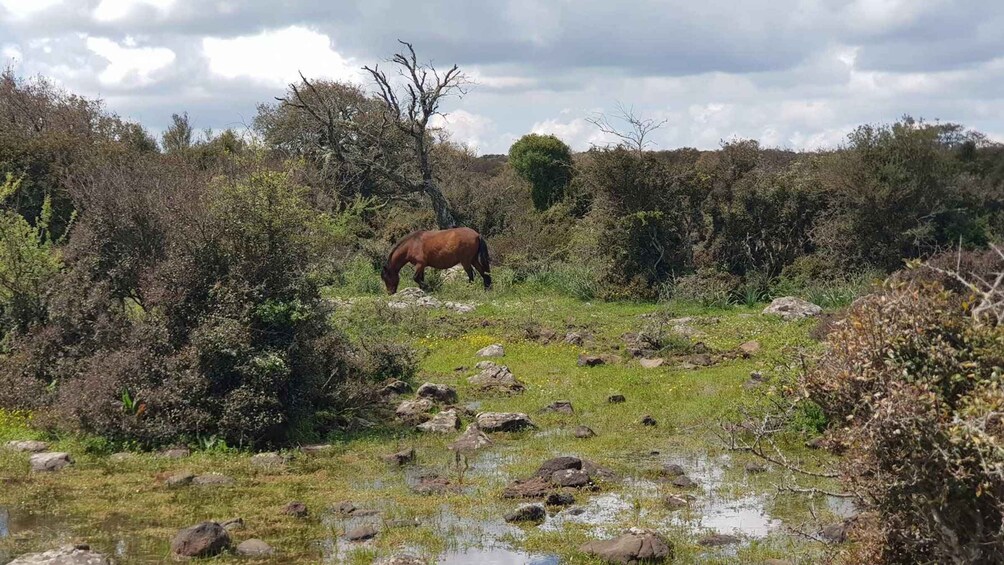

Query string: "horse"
[[381, 227, 492, 294]]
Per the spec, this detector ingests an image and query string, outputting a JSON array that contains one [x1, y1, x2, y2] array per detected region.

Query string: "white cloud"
[[201, 26, 360, 86], [86, 36, 176, 87], [430, 110, 496, 150], [2, 43, 21, 61], [93, 0, 176, 22], [0, 0, 61, 19]]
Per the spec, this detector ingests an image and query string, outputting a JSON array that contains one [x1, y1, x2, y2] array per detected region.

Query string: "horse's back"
[[418, 227, 481, 269]]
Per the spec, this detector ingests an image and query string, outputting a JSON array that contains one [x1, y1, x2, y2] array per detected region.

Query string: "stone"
[[251, 452, 288, 470], [476, 412, 535, 433], [281, 501, 308, 518], [8, 545, 112, 565], [476, 344, 505, 357], [236, 539, 275, 557], [574, 425, 596, 438], [380, 379, 412, 396], [382, 447, 416, 466], [411, 474, 454, 495], [542, 400, 574, 414], [564, 332, 584, 346], [535, 456, 583, 478], [504, 504, 546, 523], [640, 415, 657, 426], [345, 525, 378, 541], [663, 494, 692, 509], [220, 518, 244, 531], [545, 492, 576, 506], [444, 301, 475, 314], [579, 528, 673, 564], [396, 398, 434, 421], [583, 459, 618, 482], [671, 475, 697, 488], [300, 444, 333, 455], [331, 501, 357, 515], [608, 394, 626, 404], [820, 521, 849, 543], [467, 365, 526, 394], [639, 358, 664, 369], [551, 468, 591, 488], [578, 354, 605, 367], [170, 522, 231, 558], [159, 447, 190, 459], [5, 440, 49, 453], [416, 410, 460, 433], [165, 472, 196, 487], [744, 462, 767, 474], [415, 383, 458, 403], [660, 464, 686, 478], [474, 360, 497, 370], [762, 296, 822, 320], [697, 533, 741, 547], [30, 452, 72, 472], [192, 474, 235, 487], [502, 476, 552, 499], [738, 340, 761, 356], [448, 424, 493, 452]]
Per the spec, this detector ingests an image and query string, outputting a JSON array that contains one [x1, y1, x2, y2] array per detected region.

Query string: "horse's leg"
[[413, 263, 427, 290], [472, 260, 492, 290], [461, 261, 475, 283]]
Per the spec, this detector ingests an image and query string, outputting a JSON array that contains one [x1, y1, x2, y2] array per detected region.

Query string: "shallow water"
[[437, 548, 560, 565]]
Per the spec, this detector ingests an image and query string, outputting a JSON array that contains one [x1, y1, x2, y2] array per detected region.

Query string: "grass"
[[0, 276, 848, 564]]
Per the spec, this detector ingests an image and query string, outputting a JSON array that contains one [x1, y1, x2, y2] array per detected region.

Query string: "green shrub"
[[670, 268, 740, 308], [508, 134, 573, 211]]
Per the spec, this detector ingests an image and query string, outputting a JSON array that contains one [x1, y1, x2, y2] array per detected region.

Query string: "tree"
[[587, 102, 668, 154], [161, 112, 193, 153], [508, 133, 573, 211]]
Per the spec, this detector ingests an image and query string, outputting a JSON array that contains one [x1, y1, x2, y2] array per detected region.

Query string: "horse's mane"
[[386, 230, 425, 261]]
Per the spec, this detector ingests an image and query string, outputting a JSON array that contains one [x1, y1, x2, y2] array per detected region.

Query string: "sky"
[[2, 0, 1003, 154]]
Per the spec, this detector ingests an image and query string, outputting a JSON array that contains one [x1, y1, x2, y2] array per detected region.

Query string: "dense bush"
[[803, 273, 1004, 563], [508, 133, 574, 211]]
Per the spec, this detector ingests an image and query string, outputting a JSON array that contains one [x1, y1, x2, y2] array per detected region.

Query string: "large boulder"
[[415, 383, 458, 404], [30, 452, 72, 472], [8, 545, 111, 565], [170, 522, 231, 558], [448, 424, 493, 452], [467, 365, 526, 394], [762, 296, 822, 320], [416, 410, 460, 433], [551, 468, 591, 488], [579, 528, 673, 564], [476, 344, 505, 357], [476, 412, 535, 432], [534, 456, 583, 478], [395, 398, 434, 422], [502, 475, 553, 499]]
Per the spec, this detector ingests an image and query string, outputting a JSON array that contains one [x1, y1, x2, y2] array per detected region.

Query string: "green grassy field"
[[0, 278, 847, 564]]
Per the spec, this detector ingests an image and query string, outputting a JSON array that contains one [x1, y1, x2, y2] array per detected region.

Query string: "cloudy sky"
[[2, 0, 1002, 154]]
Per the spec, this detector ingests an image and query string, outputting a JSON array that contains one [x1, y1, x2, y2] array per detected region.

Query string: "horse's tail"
[[477, 235, 492, 289]]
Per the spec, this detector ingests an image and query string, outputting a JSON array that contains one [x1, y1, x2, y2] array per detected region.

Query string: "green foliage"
[[508, 133, 573, 211]]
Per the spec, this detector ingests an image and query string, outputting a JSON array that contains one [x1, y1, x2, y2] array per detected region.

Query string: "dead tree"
[[364, 41, 467, 229], [587, 102, 668, 154]]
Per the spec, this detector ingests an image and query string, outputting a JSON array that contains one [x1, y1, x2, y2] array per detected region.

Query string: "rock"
[[300, 443, 333, 455], [474, 360, 497, 370], [608, 394, 626, 404], [476, 412, 535, 433], [374, 556, 426, 565], [805, 436, 825, 449], [535, 456, 583, 478], [468, 365, 526, 394], [564, 332, 584, 346], [30, 452, 72, 472], [820, 521, 849, 543], [415, 383, 458, 403], [380, 379, 412, 396], [281, 501, 308, 518], [639, 358, 664, 369], [579, 528, 673, 564], [738, 341, 761, 356], [170, 521, 231, 558], [416, 409, 460, 433], [552, 468, 592, 488], [583, 459, 618, 482], [250, 452, 288, 470], [685, 353, 715, 367], [220, 518, 244, 531], [396, 398, 434, 421], [5, 440, 49, 453], [762, 296, 822, 320], [448, 424, 493, 452], [411, 474, 453, 495], [331, 501, 357, 515], [502, 476, 552, 499], [659, 464, 685, 478], [542, 400, 574, 414], [8, 545, 112, 565], [663, 494, 692, 509], [236, 539, 275, 557], [192, 474, 235, 486], [671, 475, 697, 488], [545, 492, 576, 506], [159, 447, 190, 459], [476, 344, 505, 357], [444, 301, 475, 314], [345, 525, 378, 541], [697, 533, 741, 547], [640, 415, 657, 426], [504, 503, 546, 523], [574, 425, 596, 438], [165, 472, 195, 487], [578, 354, 605, 367], [744, 462, 767, 474], [381, 447, 416, 466], [441, 265, 467, 282]]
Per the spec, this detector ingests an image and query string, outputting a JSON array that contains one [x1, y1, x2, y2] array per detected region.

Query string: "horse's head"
[[381, 265, 399, 294]]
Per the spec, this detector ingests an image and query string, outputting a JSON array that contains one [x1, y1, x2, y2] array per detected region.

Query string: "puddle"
[[437, 548, 560, 565], [0, 506, 69, 539]]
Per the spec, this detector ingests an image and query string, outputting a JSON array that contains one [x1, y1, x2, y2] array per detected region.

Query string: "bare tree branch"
[[587, 102, 668, 153]]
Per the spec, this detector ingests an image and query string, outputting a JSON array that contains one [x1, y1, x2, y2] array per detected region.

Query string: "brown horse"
[[381, 227, 492, 294]]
